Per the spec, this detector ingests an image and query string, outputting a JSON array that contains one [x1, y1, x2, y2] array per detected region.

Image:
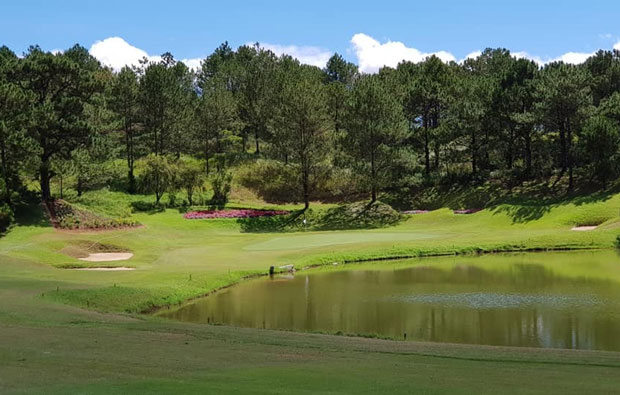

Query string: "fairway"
[[1, 192, 620, 393], [244, 231, 439, 251]]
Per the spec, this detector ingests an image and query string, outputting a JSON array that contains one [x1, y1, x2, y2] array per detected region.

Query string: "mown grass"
[[2, 188, 619, 314], [2, 188, 620, 392]]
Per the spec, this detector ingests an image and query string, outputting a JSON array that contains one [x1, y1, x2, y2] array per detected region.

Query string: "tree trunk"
[[371, 149, 377, 203], [423, 117, 430, 176], [471, 129, 477, 176], [559, 124, 567, 174], [126, 123, 136, 194], [524, 130, 532, 177], [507, 125, 514, 170], [254, 129, 260, 155], [77, 176, 83, 197], [432, 112, 440, 171], [567, 118, 573, 190], [204, 137, 210, 175], [303, 170, 309, 210], [0, 127, 11, 204], [40, 159, 51, 201]]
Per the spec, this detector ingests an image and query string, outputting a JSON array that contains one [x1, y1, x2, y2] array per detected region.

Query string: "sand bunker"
[[571, 226, 598, 231], [79, 252, 134, 262], [72, 266, 135, 271]]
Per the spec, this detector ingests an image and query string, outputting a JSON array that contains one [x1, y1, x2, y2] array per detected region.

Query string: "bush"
[[177, 161, 205, 206], [236, 159, 298, 203], [210, 171, 232, 207], [236, 159, 363, 203], [0, 204, 14, 232], [139, 155, 176, 204]]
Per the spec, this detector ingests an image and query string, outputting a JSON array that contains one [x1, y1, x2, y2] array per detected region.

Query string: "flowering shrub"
[[184, 209, 289, 220]]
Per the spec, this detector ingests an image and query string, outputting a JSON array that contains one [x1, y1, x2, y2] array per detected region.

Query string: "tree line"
[[2, 42, 620, 225]]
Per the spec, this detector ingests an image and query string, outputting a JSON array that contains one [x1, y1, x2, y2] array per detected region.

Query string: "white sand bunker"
[[79, 252, 134, 262], [72, 266, 135, 271], [571, 226, 598, 231]]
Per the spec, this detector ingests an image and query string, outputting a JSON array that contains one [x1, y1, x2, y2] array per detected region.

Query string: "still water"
[[161, 251, 620, 351]]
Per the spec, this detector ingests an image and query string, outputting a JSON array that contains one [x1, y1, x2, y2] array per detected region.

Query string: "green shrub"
[[236, 159, 362, 203], [236, 159, 298, 203], [210, 171, 232, 207], [0, 204, 14, 232]]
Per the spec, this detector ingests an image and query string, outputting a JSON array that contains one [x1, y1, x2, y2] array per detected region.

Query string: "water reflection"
[[161, 252, 620, 351]]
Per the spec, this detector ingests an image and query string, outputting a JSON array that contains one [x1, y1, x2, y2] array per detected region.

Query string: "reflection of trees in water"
[[163, 262, 620, 351]]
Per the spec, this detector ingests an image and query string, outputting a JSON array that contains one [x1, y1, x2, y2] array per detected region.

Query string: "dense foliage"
[[2, 42, 620, 226]]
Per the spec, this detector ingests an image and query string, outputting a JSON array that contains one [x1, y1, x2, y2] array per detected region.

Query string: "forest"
[[1, 42, 620, 229]]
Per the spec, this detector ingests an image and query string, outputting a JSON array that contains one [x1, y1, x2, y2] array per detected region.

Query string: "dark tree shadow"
[[237, 201, 402, 233], [489, 181, 618, 224], [13, 198, 51, 228], [237, 210, 305, 233], [130, 200, 165, 214]]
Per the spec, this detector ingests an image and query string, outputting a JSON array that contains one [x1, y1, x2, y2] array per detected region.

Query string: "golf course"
[[2, 188, 620, 394], [6, 5, 620, 391]]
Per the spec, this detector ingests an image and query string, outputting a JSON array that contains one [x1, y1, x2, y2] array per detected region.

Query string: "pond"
[[160, 251, 620, 351]]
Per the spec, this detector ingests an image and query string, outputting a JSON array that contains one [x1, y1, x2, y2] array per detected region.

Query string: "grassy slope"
[[2, 189, 620, 392]]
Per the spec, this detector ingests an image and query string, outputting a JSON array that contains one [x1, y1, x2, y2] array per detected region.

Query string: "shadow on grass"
[[316, 201, 401, 231], [489, 181, 618, 223], [130, 200, 166, 215], [13, 199, 51, 228], [237, 210, 305, 233], [237, 201, 402, 233]]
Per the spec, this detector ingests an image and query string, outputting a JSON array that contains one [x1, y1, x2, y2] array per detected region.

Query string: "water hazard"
[[160, 251, 620, 351]]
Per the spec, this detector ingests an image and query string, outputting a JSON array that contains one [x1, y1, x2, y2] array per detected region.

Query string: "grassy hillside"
[[1, 189, 620, 392], [2, 189, 620, 313]]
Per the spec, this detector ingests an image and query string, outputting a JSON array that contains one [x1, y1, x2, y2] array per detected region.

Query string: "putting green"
[[244, 231, 438, 251]]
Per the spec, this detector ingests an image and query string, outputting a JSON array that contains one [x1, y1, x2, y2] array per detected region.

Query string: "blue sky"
[[3, 0, 620, 72]]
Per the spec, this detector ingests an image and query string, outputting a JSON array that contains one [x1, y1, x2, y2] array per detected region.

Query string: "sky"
[[3, 0, 620, 73]]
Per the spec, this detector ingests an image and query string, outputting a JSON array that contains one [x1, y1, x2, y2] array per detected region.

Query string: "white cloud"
[[513, 51, 545, 65], [86, 34, 620, 75], [553, 51, 593, 64], [512, 50, 594, 65], [89, 37, 159, 70], [349, 33, 615, 72], [256, 42, 332, 68], [351, 33, 456, 73], [180, 57, 203, 70], [461, 50, 482, 62], [89, 36, 202, 70]]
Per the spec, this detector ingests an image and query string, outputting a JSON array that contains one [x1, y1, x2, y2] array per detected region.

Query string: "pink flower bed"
[[184, 209, 289, 220]]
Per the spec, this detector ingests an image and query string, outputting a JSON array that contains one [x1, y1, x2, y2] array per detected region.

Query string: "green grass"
[[2, 188, 620, 392]]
